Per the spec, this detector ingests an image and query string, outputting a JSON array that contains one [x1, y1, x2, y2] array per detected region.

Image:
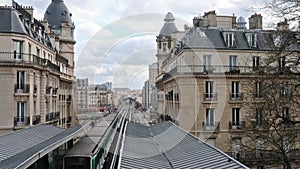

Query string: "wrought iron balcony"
[[230, 93, 243, 101], [14, 116, 30, 126], [55, 112, 60, 119], [14, 84, 30, 94], [32, 115, 41, 125], [67, 116, 72, 123], [46, 86, 52, 94], [52, 88, 58, 95], [203, 93, 218, 101], [0, 52, 61, 73], [46, 112, 60, 122], [229, 121, 245, 130], [202, 121, 220, 131]]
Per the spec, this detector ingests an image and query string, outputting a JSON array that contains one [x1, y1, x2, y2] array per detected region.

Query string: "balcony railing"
[[66, 95, 72, 102], [230, 93, 243, 101], [229, 121, 245, 130], [164, 65, 297, 77], [14, 116, 30, 126], [0, 52, 61, 73], [202, 121, 220, 131], [46, 112, 59, 122], [52, 88, 58, 95], [32, 115, 41, 125], [204, 93, 218, 101], [15, 84, 30, 94], [55, 112, 60, 119], [67, 116, 72, 123], [46, 86, 52, 94]]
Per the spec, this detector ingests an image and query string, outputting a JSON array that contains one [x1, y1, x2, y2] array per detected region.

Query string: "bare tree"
[[239, 30, 300, 168]]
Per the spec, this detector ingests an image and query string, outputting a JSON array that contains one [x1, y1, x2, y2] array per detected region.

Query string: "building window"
[[17, 71, 26, 91], [203, 55, 212, 72], [231, 81, 241, 100], [278, 57, 285, 70], [28, 43, 32, 56], [246, 33, 257, 48], [256, 108, 263, 127], [229, 55, 237, 71], [282, 107, 290, 120], [36, 48, 40, 57], [254, 81, 262, 98], [231, 108, 241, 128], [13, 40, 23, 59], [281, 82, 291, 98], [34, 101, 36, 115], [223, 32, 236, 47], [205, 81, 216, 100], [205, 108, 215, 128], [273, 34, 282, 47], [17, 102, 26, 123], [157, 42, 161, 50], [162, 43, 167, 52], [253, 56, 260, 70]]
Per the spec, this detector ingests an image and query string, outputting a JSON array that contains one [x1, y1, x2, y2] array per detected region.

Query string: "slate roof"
[[178, 27, 300, 52], [0, 7, 55, 50], [120, 122, 249, 169], [0, 125, 83, 169], [159, 12, 178, 36], [44, 0, 73, 29]]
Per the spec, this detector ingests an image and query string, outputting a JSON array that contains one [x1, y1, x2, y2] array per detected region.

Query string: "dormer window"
[[246, 33, 257, 48], [273, 34, 282, 47], [162, 42, 167, 52], [223, 32, 236, 48]]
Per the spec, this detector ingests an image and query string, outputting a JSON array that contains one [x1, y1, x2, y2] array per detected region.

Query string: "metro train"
[[63, 104, 129, 169]]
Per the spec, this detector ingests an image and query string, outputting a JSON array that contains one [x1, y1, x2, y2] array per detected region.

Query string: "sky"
[[1, 0, 270, 89]]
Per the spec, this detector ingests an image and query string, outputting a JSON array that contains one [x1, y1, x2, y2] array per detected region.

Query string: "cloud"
[[9, 0, 269, 89]]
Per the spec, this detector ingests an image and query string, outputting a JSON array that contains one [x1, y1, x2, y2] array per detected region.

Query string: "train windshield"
[[64, 157, 90, 169]]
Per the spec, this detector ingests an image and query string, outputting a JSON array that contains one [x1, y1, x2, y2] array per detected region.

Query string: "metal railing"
[[46, 86, 52, 94], [230, 93, 243, 101], [166, 65, 300, 75], [14, 84, 30, 94], [202, 121, 220, 131], [0, 52, 60, 72], [67, 116, 72, 123], [229, 121, 245, 130], [52, 88, 58, 95], [46, 112, 60, 122], [32, 115, 41, 125], [203, 93, 218, 101], [14, 116, 30, 126]]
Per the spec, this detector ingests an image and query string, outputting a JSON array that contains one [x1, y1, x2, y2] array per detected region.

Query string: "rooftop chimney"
[[277, 18, 289, 31], [249, 13, 263, 29]]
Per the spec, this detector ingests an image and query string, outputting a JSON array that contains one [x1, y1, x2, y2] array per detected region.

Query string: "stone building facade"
[[0, 0, 76, 134], [155, 11, 300, 168]]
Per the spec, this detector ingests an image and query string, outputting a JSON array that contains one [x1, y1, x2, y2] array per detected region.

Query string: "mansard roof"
[[159, 12, 178, 36], [0, 7, 55, 50], [175, 27, 299, 53]]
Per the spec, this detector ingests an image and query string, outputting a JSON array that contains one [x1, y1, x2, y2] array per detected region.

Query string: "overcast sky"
[[2, 0, 271, 89]]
